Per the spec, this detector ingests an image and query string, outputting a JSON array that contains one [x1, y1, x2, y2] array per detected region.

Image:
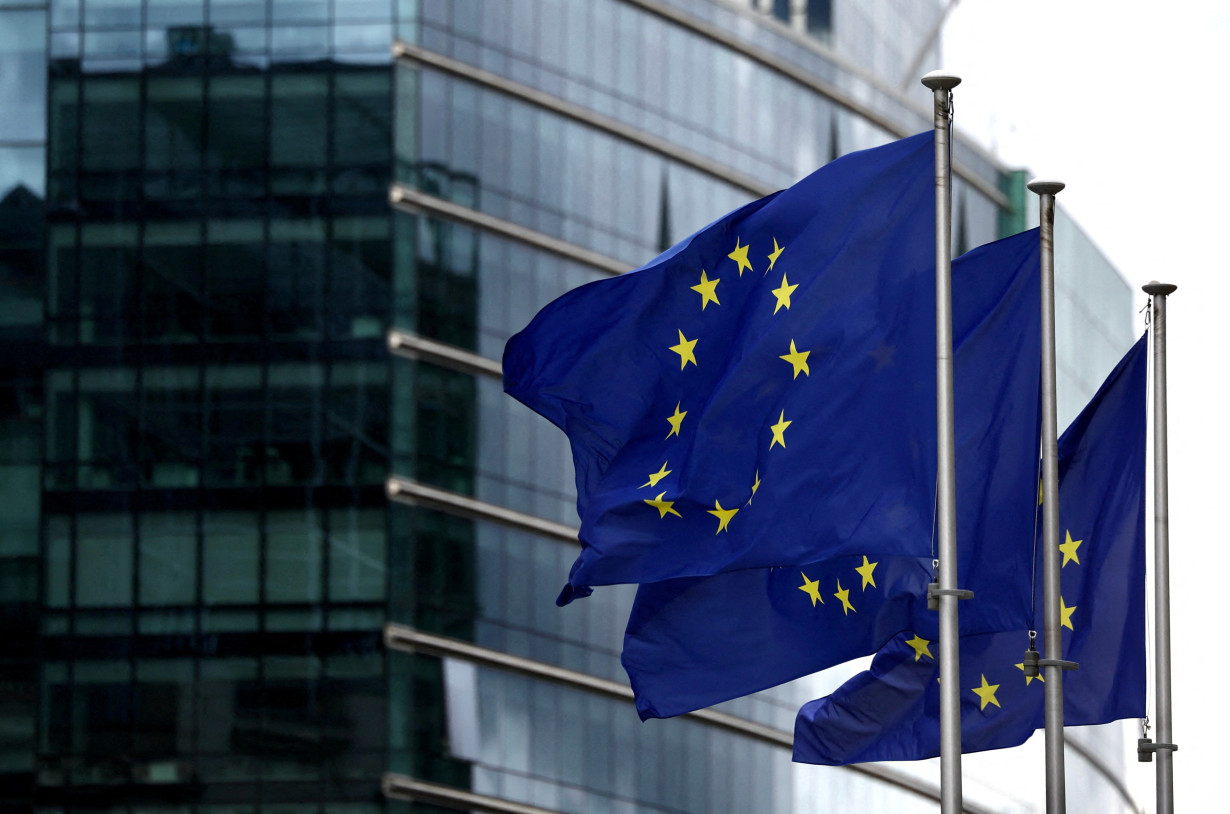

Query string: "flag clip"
[[1022, 635, 1040, 678]]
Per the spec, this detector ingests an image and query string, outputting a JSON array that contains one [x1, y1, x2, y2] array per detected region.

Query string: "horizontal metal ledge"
[[386, 476, 580, 545], [619, 0, 1010, 209], [387, 329, 503, 379], [393, 40, 774, 199], [384, 624, 1002, 814], [384, 774, 561, 814], [385, 622, 786, 745], [389, 183, 629, 277]]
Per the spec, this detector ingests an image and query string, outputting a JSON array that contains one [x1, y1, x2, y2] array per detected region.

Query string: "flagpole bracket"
[[1137, 738, 1178, 762], [1036, 658, 1079, 671], [926, 583, 973, 610]]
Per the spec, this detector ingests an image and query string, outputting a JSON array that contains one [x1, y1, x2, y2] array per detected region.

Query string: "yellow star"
[[767, 237, 785, 272], [1015, 662, 1045, 686], [834, 580, 856, 615], [770, 273, 798, 314], [798, 572, 824, 607], [747, 469, 761, 504], [855, 555, 878, 590], [779, 339, 810, 379], [643, 492, 681, 519], [1037, 477, 1044, 506], [1059, 530, 1082, 567], [690, 269, 721, 310], [905, 635, 933, 661], [665, 402, 687, 438], [769, 410, 791, 449], [972, 674, 1001, 710], [1060, 596, 1076, 630], [707, 500, 739, 533], [728, 237, 753, 276], [641, 462, 671, 488], [669, 330, 698, 369]]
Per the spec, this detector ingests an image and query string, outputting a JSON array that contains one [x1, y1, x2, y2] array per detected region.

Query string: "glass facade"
[[0, 1, 1138, 812]]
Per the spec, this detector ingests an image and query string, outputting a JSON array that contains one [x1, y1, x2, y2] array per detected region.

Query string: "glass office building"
[[0, 1, 1139, 812]]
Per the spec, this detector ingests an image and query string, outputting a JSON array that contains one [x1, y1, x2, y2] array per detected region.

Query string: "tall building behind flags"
[[0, 1, 1136, 813]]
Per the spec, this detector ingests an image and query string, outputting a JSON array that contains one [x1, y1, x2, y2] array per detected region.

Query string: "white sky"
[[939, 1, 1230, 810]]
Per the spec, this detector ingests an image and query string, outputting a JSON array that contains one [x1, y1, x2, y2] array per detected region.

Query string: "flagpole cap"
[[1027, 179, 1065, 196], [1142, 281, 1178, 296], [921, 71, 961, 91]]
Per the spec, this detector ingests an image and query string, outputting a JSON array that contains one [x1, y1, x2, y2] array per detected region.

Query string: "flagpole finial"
[[1143, 281, 1178, 296], [921, 70, 961, 90], [1027, 179, 1065, 196]]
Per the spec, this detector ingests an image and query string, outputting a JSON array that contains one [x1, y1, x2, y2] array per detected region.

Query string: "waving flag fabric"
[[793, 335, 1147, 765], [622, 230, 1042, 719], [506, 133, 964, 604]]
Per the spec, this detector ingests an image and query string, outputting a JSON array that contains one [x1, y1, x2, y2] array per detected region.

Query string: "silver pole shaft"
[[1029, 178, 1066, 814], [922, 69, 962, 814], [1145, 280, 1178, 814]]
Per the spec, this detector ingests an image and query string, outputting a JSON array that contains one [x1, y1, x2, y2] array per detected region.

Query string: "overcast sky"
[[938, 2, 1229, 810]]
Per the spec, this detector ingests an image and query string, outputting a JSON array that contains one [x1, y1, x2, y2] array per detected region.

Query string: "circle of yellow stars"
[[640, 234, 815, 535]]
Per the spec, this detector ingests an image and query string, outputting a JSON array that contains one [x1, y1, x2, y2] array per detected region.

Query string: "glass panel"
[[272, 0, 328, 24], [48, 79, 78, 181], [138, 512, 197, 605], [203, 365, 262, 488], [83, 0, 140, 27], [266, 510, 323, 603], [146, 0, 205, 26], [210, 0, 264, 25], [142, 222, 204, 341], [197, 658, 258, 773], [323, 362, 388, 486], [333, 70, 391, 188], [78, 223, 138, 345], [77, 367, 139, 489], [205, 220, 264, 341], [145, 76, 204, 179], [202, 512, 259, 605], [141, 366, 202, 487], [270, 72, 328, 176], [327, 508, 385, 601], [270, 24, 329, 62], [81, 78, 141, 172], [75, 514, 135, 607], [44, 516, 71, 608], [267, 219, 325, 339], [0, 11, 47, 142], [207, 75, 267, 196], [0, 145, 45, 203], [134, 659, 195, 757], [328, 216, 390, 339]]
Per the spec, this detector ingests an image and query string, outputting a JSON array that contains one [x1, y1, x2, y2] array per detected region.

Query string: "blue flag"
[[622, 230, 1042, 719], [793, 334, 1147, 765], [506, 133, 964, 603]]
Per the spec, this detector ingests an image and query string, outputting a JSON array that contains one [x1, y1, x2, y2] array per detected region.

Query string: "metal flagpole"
[[921, 69, 965, 814], [1143, 280, 1178, 813], [1029, 179, 1075, 814]]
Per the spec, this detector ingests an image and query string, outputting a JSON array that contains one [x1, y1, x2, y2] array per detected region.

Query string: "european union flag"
[[622, 229, 1042, 719], [506, 133, 962, 603], [793, 334, 1147, 764]]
